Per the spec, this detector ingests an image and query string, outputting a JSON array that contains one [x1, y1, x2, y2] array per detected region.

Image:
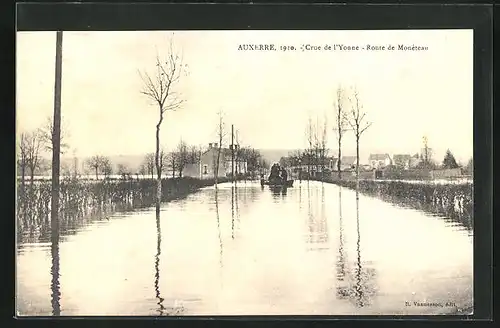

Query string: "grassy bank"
[[16, 177, 228, 243], [313, 176, 473, 230]]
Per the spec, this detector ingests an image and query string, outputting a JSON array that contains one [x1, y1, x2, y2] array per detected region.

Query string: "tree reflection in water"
[[50, 232, 61, 316], [235, 183, 239, 223], [306, 185, 329, 248], [354, 191, 364, 307], [231, 184, 235, 240], [215, 187, 223, 269], [298, 185, 302, 211], [153, 207, 166, 316], [336, 187, 347, 286], [336, 188, 378, 307]]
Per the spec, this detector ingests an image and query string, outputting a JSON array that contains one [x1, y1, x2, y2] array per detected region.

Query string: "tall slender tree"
[[346, 88, 372, 194], [139, 35, 187, 212], [213, 111, 226, 187], [333, 86, 349, 179]]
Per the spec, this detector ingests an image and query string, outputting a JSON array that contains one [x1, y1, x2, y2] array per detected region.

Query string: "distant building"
[[290, 156, 336, 177], [368, 153, 392, 169], [392, 154, 412, 169], [183, 143, 247, 179]]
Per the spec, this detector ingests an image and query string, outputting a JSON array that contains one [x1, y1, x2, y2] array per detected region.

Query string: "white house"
[[368, 153, 392, 169], [183, 143, 247, 179]]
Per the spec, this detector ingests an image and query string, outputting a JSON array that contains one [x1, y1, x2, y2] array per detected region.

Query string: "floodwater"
[[16, 181, 473, 316]]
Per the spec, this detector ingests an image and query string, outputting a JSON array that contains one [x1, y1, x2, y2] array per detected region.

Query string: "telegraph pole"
[[50, 30, 63, 317], [231, 124, 235, 183], [51, 31, 63, 241], [235, 130, 239, 177]]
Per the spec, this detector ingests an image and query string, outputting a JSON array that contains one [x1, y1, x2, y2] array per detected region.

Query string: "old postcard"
[[16, 30, 473, 316]]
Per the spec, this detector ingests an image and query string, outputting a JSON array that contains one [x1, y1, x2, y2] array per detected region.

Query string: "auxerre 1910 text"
[[237, 44, 428, 51]]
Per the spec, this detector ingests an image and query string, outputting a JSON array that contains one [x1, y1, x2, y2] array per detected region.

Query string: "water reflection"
[[336, 187, 346, 283], [215, 186, 223, 269], [354, 190, 364, 307], [233, 183, 240, 237], [298, 185, 302, 210], [17, 181, 472, 316], [50, 233, 61, 316], [153, 210, 165, 315], [231, 185, 235, 240], [270, 186, 282, 198], [319, 184, 328, 243], [305, 185, 329, 248], [352, 190, 377, 307], [336, 188, 377, 307]]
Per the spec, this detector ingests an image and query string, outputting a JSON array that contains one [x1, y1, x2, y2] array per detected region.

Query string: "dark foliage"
[[16, 177, 227, 244], [314, 177, 473, 230]]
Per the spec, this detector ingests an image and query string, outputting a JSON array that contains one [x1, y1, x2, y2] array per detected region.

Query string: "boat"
[[260, 179, 294, 188], [261, 162, 293, 188]]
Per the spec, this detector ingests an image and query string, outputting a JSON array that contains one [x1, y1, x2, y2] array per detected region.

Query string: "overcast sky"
[[16, 30, 473, 163]]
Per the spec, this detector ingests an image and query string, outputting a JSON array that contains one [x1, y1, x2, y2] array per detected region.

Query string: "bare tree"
[[164, 150, 176, 178], [139, 35, 187, 211], [40, 116, 69, 154], [138, 164, 147, 177], [187, 145, 201, 164], [87, 155, 104, 180], [101, 157, 113, 178], [345, 88, 372, 192], [421, 136, 434, 169], [319, 114, 329, 180], [143, 153, 156, 179], [17, 132, 29, 189], [117, 163, 129, 175], [234, 131, 241, 176], [314, 116, 321, 175], [213, 111, 226, 186], [176, 139, 188, 177], [25, 129, 44, 187], [72, 149, 79, 178], [333, 86, 349, 179], [305, 115, 315, 179]]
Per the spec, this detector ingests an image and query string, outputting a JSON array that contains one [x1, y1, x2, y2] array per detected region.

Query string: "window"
[[203, 165, 208, 174]]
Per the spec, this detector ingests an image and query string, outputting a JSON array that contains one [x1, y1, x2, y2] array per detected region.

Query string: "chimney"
[[214, 143, 218, 148], [209, 143, 212, 148]]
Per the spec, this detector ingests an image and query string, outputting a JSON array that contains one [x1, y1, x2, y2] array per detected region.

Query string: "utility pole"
[[231, 124, 235, 183], [51, 30, 63, 241], [235, 130, 239, 177], [50, 30, 63, 317]]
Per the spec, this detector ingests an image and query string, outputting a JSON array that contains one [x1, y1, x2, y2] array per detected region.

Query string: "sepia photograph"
[[16, 30, 473, 316]]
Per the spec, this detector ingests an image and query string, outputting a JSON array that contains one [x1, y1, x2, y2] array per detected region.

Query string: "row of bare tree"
[[279, 86, 372, 186], [17, 117, 69, 189], [278, 115, 330, 179], [333, 86, 372, 189], [139, 141, 201, 179]]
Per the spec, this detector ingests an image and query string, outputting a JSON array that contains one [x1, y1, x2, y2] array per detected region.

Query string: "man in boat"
[[281, 167, 288, 182], [268, 163, 282, 184]]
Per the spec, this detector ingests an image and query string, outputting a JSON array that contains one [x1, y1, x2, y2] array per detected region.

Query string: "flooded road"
[[16, 181, 473, 316]]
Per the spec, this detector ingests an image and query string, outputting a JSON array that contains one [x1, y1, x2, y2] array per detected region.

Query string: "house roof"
[[201, 147, 246, 162], [368, 153, 391, 161]]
